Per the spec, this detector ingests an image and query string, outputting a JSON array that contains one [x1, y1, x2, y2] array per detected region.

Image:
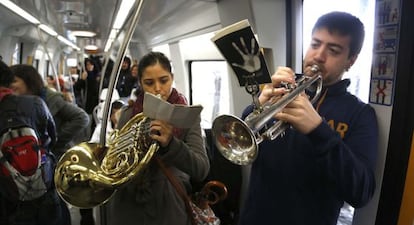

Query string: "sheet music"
[[143, 92, 203, 128]]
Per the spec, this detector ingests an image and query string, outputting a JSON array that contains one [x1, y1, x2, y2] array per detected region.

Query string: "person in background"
[[109, 100, 124, 129], [73, 58, 101, 142], [89, 99, 125, 144], [127, 63, 140, 106], [116, 56, 134, 102], [10, 64, 91, 225], [0, 60, 62, 225], [237, 11, 378, 225], [46, 75, 74, 103], [60, 73, 76, 104], [46, 75, 58, 91], [74, 58, 101, 115], [9, 65, 90, 160], [100, 59, 113, 90], [130, 63, 139, 88], [69, 66, 83, 107], [105, 51, 210, 225]]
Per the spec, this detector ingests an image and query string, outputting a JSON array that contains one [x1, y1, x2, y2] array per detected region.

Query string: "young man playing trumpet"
[[238, 11, 378, 225]]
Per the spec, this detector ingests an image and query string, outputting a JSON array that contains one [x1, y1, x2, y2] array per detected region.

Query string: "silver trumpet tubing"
[[211, 65, 322, 165]]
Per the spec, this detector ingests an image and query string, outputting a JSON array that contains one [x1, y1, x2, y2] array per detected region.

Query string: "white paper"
[[143, 92, 203, 128], [211, 19, 250, 41]]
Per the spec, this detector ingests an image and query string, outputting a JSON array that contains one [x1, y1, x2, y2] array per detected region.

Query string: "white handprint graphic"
[[231, 37, 261, 74]]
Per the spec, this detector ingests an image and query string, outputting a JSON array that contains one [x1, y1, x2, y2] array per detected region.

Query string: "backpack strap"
[[0, 96, 39, 139], [0, 150, 17, 175], [1, 127, 39, 144]]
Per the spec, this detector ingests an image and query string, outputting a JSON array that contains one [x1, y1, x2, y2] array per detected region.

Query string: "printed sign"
[[369, 79, 394, 105]]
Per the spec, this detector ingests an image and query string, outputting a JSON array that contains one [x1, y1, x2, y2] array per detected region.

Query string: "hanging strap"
[[155, 157, 196, 225]]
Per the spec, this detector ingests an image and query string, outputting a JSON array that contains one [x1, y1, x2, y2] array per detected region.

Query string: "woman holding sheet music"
[[105, 51, 210, 225]]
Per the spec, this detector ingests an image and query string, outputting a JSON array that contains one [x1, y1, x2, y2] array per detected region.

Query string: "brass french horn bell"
[[212, 65, 322, 165], [54, 113, 159, 208]]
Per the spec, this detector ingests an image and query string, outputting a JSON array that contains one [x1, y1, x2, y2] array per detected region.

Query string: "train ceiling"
[[0, 0, 219, 55]]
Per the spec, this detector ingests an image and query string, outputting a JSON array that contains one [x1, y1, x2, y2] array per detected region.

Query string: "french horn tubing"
[[211, 65, 323, 165]]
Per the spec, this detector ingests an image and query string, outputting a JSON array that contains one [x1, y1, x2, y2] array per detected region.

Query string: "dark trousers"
[[0, 190, 65, 225], [80, 208, 95, 225]]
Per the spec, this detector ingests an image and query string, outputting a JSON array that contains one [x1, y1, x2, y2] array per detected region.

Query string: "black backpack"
[[0, 96, 54, 202]]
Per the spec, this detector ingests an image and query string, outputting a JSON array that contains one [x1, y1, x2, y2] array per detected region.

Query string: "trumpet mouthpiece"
[[311, 64, 320, 73]]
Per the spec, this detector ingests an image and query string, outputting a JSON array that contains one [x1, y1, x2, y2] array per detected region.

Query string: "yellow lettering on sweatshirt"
[[327, 120, 348, 139]]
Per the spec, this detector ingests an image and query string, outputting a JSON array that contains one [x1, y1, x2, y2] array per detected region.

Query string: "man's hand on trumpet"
[[258, 66, 295, 105], [259, 66, 323, 134], [275, 93, 322, 134]]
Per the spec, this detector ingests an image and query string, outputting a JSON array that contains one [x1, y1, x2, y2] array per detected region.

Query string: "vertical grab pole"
[[36, 26, 60, 92], [98, 1, 146, 225], [99, 0, 146, 147]]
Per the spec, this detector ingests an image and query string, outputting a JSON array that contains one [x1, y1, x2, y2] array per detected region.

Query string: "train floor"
[[67, 202, 354, 225]]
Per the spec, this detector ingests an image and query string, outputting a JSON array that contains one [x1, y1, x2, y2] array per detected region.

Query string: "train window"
[[12, 42, 20, 65], [45, 60, 50, 77], [303, 0, 375, 103], [67, 58, 77, 67], [33, 59, 39, 70], [303, 1, 375, 224], [34, 49, 43, 72], [189, 60, 230, 129]]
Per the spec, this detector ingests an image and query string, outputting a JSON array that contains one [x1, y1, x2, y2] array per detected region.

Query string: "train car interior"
[[0, 0, 413, 225]]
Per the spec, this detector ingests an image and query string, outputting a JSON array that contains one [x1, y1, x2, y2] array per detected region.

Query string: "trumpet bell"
[[54, 142, 115, 208], [211, 66, 322, 166], [211, 114, 258, 165]]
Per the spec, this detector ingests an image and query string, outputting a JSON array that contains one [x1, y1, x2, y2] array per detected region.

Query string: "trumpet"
[[211, 65, 322, 165]]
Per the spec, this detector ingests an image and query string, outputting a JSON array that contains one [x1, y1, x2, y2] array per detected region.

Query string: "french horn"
[[54, 0, 147, 209], [211, 65, 323, 165], [54, 113, 159, 208]]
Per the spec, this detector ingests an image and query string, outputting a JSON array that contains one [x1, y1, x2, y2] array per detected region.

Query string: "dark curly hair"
[[9, 64, 45, 96], [312, 11, 365, 58]]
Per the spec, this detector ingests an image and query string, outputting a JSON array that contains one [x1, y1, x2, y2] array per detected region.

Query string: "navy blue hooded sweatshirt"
[[238, 79, 378, 225]]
